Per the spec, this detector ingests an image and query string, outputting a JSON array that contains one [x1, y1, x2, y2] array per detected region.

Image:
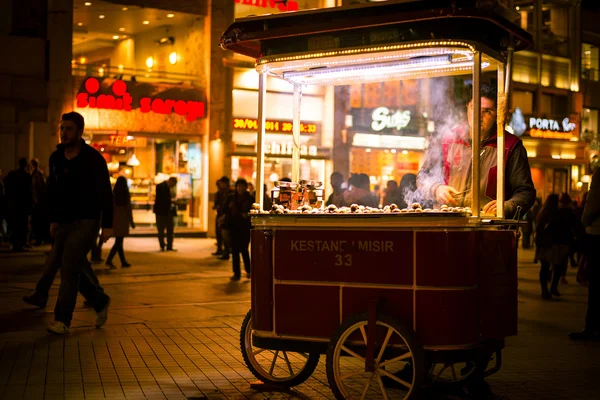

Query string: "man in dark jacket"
[[570, 165, 600, 341], [4, 157, 33, 251], [154, 176, 178, 251], [212, 176, 232, 258], [43, 112, 113, 334], [417, 83, 536, 217], [222, 178, 254, 281]]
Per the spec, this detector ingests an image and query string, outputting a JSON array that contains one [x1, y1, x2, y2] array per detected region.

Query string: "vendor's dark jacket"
[[48, 140, 113, 228], [223, 191, 254, 232], [153, 181, 174, 216], [418, 125, 536, 217], [583, 168, 600, 235]]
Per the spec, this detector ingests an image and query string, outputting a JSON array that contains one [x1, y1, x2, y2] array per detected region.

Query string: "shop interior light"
[[146, 57, 154, 69], [167, 13, 175, 18], [143, 20, 150, 25], [169, 52, 178, 65], [112, 35, 119, 40], [127, 154, 141, 166], [84, 2, 92, 6], [119, 27, 125, 32], [99, 14, 105, 19], [79, 56, 87, 64], [77, 22, 83, 26], [122, 7, 128, 11]]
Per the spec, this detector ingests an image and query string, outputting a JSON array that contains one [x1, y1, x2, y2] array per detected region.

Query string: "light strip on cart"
[[282, 55, 452, 83]]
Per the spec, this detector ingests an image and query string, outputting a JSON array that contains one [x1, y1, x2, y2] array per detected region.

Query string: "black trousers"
[[539, 260, 565, 293], [231, 229, 251, 278], [9, 210, 29, 250], [215, 216, 223, 251], [586, 235, 600, 331], [156, 214, 174, 250], [107, 237, 126, 264]]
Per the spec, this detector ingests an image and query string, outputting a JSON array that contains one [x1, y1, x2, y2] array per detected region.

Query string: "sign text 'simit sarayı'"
[[77, 78, 205, 122]]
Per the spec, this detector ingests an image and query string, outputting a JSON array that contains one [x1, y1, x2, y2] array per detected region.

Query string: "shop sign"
[[233, 117, 318, 134], [77, 78, 206, 122], [352, 133, 426, 150], [109, 135, 147, 147], [266, 142, 318, 156], [371, 107, 411, 132], [234, 0, 299, 11], [528, 117, 577, 139]]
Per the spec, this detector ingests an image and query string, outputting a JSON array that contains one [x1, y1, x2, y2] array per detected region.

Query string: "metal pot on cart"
[[221, 1, 533, 398]]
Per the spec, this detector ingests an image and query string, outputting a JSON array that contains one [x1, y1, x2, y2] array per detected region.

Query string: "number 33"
[[335, 254, 352, 266]]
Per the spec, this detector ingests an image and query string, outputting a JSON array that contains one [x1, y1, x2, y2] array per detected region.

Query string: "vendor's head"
[[235, 178, 248, 194], [167, 177, 178, 188], [467, 82, 497, 139]]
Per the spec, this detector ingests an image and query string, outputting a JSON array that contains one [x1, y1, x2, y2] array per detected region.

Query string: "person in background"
[[213, 177, 232, 258], [536, 193, 577, 299], [223, 178, 254, 281], [153, 176, 178, 252], [4, 157, 33, 252], [106, 176, 135, 268], [262, 184, 273, 210], [30, 158, 49, 245], [44, 111, 112, 334], [383, 180, 399, 206], [570, 165, 600, 341], [247, 182, 255, 197], [398, 173, 417, 209], [326, 172, 346, 207], [344, 173, 376, 207]]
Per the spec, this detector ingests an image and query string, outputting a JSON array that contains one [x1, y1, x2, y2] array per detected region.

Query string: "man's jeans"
[[52, 219, 109, 326], [156, 214, 174, 250]]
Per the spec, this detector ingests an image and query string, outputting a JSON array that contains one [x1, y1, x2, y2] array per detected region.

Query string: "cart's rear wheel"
[[240, 310, 320, 387], [326, 313, 425, 400]]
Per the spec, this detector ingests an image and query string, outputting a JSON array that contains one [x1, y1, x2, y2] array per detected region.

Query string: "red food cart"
[[221, 1, 533, 398]]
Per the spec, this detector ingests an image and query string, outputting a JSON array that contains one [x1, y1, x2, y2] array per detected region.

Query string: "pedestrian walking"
[[44, 111, 113, 334], [223, 178, 254, 281], [213, 176, 232, 258], [106, 176, 135, 268], [4, 157, 33, 252], [326, 171, 346, 207], [536, 193, 577, 299], [570, 166, 600, 341], [154, 176, 178, 251]]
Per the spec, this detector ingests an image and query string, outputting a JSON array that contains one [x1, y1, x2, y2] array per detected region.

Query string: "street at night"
[[0, 239, 598, 400]]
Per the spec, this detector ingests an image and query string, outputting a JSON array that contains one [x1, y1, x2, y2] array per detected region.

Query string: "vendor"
[[417, 83, 536, 217]]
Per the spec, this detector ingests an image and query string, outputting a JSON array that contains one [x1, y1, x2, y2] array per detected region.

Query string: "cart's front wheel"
[[326, 313, 425, 400], [428, 361, 476, 385], [240, 310, 320, 387]]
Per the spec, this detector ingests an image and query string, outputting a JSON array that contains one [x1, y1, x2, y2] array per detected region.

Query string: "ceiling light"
[[99, 14, 105, 19], [142, 20, 149, 25], [402, 150, 408, 155], [122, 7, 128, 11], [79, 57, 87, 64], [112, 35, 119, 40], [84, 2, 92, 6], [119, 27, 125, 32], [77, 22, 83, 26], [169, 52, 177, 65], [167, 13, 175, 18], [127, 154, 141, 166], [146, 57, 154, 69]]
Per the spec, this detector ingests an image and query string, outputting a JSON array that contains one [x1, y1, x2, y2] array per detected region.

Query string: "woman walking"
[[106, 177, 135, 268], [536, 193, 576, 299], [222, 178, 254, 281]]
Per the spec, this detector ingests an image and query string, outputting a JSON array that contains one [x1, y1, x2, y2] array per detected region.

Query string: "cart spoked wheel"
[[326, 313, 425, 400], [428, 361, 476, 385], [240, 310, 320, 387]]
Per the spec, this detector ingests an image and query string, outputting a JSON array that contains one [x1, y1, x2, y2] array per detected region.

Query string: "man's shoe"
[[47, 321, 69, 334], [212, 251, 223, 256], [96, 297, 111, 328], [106, 261, 116, 269], [230, 275, 241, 281], [121, 262, 131, 268], [166, 248, 178, 252], [569, 329, 600, 341], [551, 289, 561, 297], [23, 293, 47, 308]]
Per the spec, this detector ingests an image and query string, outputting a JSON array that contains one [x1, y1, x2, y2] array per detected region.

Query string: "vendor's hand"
[[483, 200, 497, 215], [50, 223, 57, 238], [435, 185, 459, 205], [100, 228, 114, 243]]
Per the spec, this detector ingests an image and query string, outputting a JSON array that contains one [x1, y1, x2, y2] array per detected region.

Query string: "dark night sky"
[[582, 0, 600, 12]]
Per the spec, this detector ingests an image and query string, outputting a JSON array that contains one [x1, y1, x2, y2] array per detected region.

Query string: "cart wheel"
[[428, 361, 476, 386], [240, 310, 320, 387], [326, 313, 425, 400]]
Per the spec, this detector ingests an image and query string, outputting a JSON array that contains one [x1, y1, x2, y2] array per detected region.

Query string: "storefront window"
[[582, 43, 599, 81], [89, 134, 202, 228], [512, 90, 534, 115], [582, 108, 599, 140]]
